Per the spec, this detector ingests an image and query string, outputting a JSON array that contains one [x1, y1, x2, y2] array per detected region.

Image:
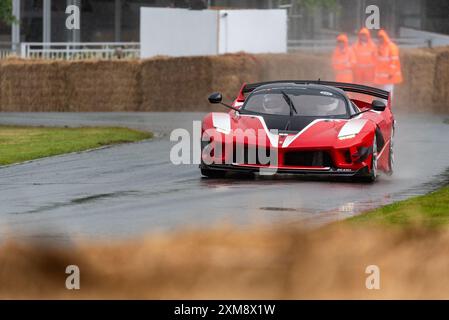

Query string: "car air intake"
[[232, 144, 272, 165], [284, 151, 333, 167]]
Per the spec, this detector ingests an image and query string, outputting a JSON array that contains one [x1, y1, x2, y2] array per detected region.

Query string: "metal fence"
[[0, 36, 444, 60], [20, 42, 140, 60], [287, 37, 437, 53], [0, 41, 17, 59]]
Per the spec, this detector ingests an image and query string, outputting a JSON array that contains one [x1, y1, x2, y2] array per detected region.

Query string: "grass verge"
[[0, 125, 152, 165], [348, 185, 449, 227]]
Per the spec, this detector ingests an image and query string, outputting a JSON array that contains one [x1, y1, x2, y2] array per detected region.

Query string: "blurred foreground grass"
[[0, 126, 152, 165], [3, 224, 449, 299]]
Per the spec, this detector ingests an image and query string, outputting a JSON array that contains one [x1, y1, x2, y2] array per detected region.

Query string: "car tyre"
[[360, 136, 378, 183], [386, 127, 395, 176]]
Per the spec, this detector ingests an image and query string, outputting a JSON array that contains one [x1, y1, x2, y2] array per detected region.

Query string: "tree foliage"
[[301, 0, 338, 10], [0, 0, 16, 25], [279, 0, 339, 11]]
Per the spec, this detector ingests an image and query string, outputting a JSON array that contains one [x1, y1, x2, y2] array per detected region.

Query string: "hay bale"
[[209, 53, 260, 102], [65, 60, 141, 112], [394, 48, 437, 111], [0, 49, 445, 113], [140, 56, 213, 111], [432, 49, 449, 113], [256, 53, 332, 82], [0, 59, 67, 112]]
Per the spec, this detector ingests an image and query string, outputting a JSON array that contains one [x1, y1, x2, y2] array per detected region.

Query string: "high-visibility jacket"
[[374, 30, 403, 85], [332, 34, 356, 83], [352, 28, 377, 85]]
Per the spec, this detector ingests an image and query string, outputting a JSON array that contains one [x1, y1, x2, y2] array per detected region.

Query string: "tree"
[[279, 0, 339, 11], [302, 0, 338, 10], [0, 0, 16, 25]]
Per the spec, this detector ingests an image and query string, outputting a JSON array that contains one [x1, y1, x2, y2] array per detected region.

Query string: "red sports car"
[[200, 80, 395, 182]]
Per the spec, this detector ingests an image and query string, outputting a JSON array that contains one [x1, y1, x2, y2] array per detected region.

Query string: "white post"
[[43, 0, 51, 58], [73, 0, 81, 42], [43, 0, 51, 43], [11, 0, 20, 54], [20, 42, 26, 58]]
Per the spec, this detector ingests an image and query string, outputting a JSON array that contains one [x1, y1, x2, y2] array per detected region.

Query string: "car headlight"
[[338, 134, 357, 140]]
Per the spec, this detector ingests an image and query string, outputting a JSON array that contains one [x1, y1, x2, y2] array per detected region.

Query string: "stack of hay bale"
[[0, 48, 447, 113]]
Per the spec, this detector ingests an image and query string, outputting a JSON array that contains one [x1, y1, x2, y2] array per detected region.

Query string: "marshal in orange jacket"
[[352, 28, 377, 85], [374, 29, 403, 85], [332, 34, 356, 83]]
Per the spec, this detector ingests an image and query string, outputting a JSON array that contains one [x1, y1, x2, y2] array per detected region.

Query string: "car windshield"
[[243, 88, 348, 117]]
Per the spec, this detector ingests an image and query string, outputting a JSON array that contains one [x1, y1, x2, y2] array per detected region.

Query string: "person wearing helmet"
[[261, 93, 288, 115], [332, 33, 356, 83], [315, 96, 343, 116], [352, 28, 377, 86], [374, 29, 403, 100]]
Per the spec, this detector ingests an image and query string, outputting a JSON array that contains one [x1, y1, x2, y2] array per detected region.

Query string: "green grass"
[[0, 126, 152, 165], [445, 118, 449, 125], [348, 186, 449, 227]]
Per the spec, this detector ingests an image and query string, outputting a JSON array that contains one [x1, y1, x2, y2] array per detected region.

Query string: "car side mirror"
[[208, 92, 223, 104], [372, 100, 386, 112]]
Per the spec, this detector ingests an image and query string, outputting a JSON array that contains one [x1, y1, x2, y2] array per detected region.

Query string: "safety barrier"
[[20, 42, 140, 60], [0, 49, 447, 113], [288, 38, 434, 53]]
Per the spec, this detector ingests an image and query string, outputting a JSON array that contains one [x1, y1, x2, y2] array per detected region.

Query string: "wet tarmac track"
[[0, 112, 448, 242]]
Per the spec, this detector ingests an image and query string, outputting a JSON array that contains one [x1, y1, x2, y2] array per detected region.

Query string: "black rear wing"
[[241, 80, 390, 101]]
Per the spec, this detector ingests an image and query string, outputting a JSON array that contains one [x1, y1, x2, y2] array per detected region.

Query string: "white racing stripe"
[[338, 119, 368, 138], [212, 113, 231, 134]]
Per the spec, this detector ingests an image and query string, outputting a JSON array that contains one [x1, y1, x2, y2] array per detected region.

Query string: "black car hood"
[[261, 114, 319, 133]]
